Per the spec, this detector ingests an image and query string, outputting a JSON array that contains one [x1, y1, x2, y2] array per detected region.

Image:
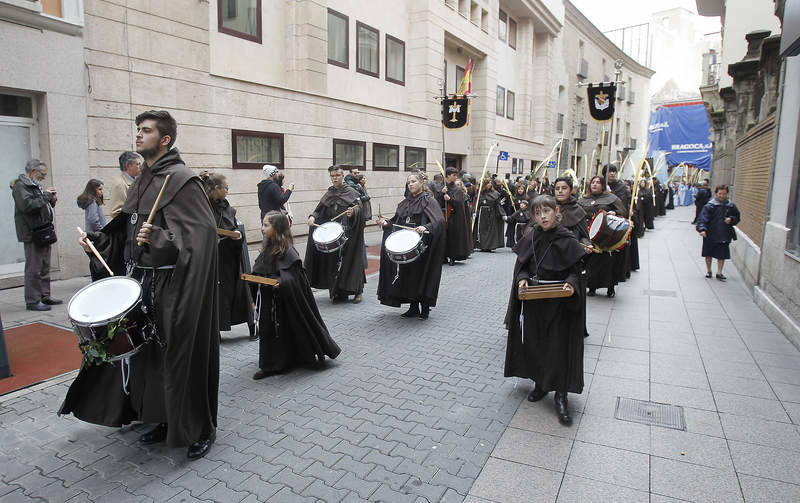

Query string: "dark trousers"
[[693, 205, 702, 223], [23, 241, 52, 305]]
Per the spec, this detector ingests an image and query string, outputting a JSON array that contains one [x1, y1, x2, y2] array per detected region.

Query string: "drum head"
[[589, 212, 605, 239], [314, 221, 344, 244], [385, 229, 420, 253], [68, 277, 142, 324]]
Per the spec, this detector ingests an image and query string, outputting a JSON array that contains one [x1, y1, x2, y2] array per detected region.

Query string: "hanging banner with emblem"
[[442, 97, 469, 129], [586, 83, 617, 123]]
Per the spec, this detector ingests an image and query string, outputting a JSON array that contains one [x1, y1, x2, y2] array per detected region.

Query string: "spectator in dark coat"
[[11, 159, 61, 311], [257, 164, 293, 220], [693, 179, 712, 224], [696, 184, 740, 281]]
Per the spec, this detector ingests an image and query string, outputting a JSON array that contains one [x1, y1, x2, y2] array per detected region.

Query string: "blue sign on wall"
[[647, 101, 713, 172], [498, 151, 509, 161]]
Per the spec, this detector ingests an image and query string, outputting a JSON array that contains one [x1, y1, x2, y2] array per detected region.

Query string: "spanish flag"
[[456, 59, 473, 96]]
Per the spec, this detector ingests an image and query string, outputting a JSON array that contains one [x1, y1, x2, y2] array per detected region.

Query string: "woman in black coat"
[[696, 184, 740, 281], [473, 178, 506, 251], [504, 195, 587, 425]]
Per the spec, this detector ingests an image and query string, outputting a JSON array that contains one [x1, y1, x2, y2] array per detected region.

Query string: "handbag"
[[31, 222, 58, 246]]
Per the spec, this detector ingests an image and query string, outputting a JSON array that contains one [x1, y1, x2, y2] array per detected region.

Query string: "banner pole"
[[606, 60, 623, 180]]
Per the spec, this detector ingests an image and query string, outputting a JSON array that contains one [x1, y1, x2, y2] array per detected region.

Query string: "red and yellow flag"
[[456, 59, 473, 96]]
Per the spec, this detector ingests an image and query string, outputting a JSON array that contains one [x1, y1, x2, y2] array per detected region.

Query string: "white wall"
[[718, 0, 781, 88]]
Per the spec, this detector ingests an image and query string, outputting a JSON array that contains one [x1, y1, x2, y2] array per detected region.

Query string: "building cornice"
[[520, 0, 563, 36], [564, 0, 655, 78]]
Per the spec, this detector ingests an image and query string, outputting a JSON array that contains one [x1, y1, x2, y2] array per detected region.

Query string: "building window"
[[356, 21, 379, 78], [333, 139, 366, 169], [0, 94, 33, 118], [455, 65, 465, 94], [508, 17, 517, 49], [405, 147, 426, 171], [218, 0, 262, 44], [506, 91, 515, 120], [327, 9, 348, 68], [373, 143, 399, 171], [498, 9, 507, 42], [496, 86, 505, 116], [386, 35, 405, 85], [232, 130, 283, 169]]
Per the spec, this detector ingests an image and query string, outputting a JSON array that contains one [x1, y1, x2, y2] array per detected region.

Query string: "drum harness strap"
[[520, 230, 553, 345], [253, 285, 280, 338], [116, 262, 172, 395]]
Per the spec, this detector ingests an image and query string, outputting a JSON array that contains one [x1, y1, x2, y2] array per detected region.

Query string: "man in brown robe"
[[62, 110, 219, 459]]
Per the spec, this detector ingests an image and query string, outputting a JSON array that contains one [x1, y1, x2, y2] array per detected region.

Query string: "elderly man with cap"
[[257, 164, 294, 221], [11, 159, 61, 311]]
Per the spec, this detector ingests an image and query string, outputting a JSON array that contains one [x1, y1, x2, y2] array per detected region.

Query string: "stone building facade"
[[1, 0, 652, 284]]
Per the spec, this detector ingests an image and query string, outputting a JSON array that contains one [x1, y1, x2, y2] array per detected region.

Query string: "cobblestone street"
[[3, 206, 800, 502]]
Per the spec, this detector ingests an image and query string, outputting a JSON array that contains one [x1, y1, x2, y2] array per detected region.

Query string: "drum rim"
[[67, 276, 143, 327], [385, 229, 421, 254], [313, 221, 345, 244]]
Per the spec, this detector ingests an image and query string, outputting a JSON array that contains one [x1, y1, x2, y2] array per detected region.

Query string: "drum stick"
[[392, 223, 430, 234], [137, 174, 172, 246], [240, 273, 279, 287], [77, 227, 114, 277], [331, 206, 356, 221], [216, 228, 241, 239]]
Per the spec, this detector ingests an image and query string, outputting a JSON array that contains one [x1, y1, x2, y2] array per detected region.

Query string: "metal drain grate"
[[615, 397, 686, 430], [642, 289, 677, 297]]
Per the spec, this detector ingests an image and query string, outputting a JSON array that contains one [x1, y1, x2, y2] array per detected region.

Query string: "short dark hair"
[[445, 167, 459, 177], [531, 194, 558, 214], [714, 184, 729, 193], [554, 176, 574, 188], [328, 164, 344, 173], [118, 151, 141, 171], [433, 174, 443, 182], [135, 110, 177, 149]]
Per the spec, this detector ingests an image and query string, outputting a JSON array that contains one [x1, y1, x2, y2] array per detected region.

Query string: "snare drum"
[[589, 211, 632, 252], [67, 276, 154, 363], [384, 229, 426, 264], [313, 221, 347, 253]]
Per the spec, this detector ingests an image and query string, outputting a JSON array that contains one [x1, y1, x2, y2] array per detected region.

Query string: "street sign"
[[548, 160, 556, 169], [498, 151, 509, 161]]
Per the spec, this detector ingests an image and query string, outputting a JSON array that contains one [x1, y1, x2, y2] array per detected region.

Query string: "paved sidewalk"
[[1, 206, 800, 502]]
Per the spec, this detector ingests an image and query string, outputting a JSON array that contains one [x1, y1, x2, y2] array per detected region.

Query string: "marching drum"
[[67, 276, 154, 362], [312, 221, 347, 253], [589, 210, 632, 252], [384, 229, 426, 264]]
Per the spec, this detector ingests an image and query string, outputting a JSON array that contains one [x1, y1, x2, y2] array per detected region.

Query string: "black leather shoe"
[[187, 431, 215, 459], [449, 257, 455, 266], [419, 304, 430, 320], [716, 273, 727, 281], [41, 297, 63, 305], [401, 303, 420, 318], [527, 387, 548, 402], [554, 392, 572, 425], [705, 272, 713, 278], [26, 301, 51, 311], [139, 423, 168, 444], [587, 289, 596, 297], [606, 287, 616, 298]]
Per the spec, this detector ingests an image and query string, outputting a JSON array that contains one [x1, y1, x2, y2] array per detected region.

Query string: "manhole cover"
[[643, 289, 677, 297], [615, 397, 685, 430]]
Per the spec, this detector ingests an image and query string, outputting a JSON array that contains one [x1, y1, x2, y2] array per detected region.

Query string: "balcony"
[[629, 138, 637, 150], [617, 86, 626, 102], [628, 91, 636, 104], [556, 113, 564, 133], [577, 59, 588, 79], [0, 0, 83, 34]]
